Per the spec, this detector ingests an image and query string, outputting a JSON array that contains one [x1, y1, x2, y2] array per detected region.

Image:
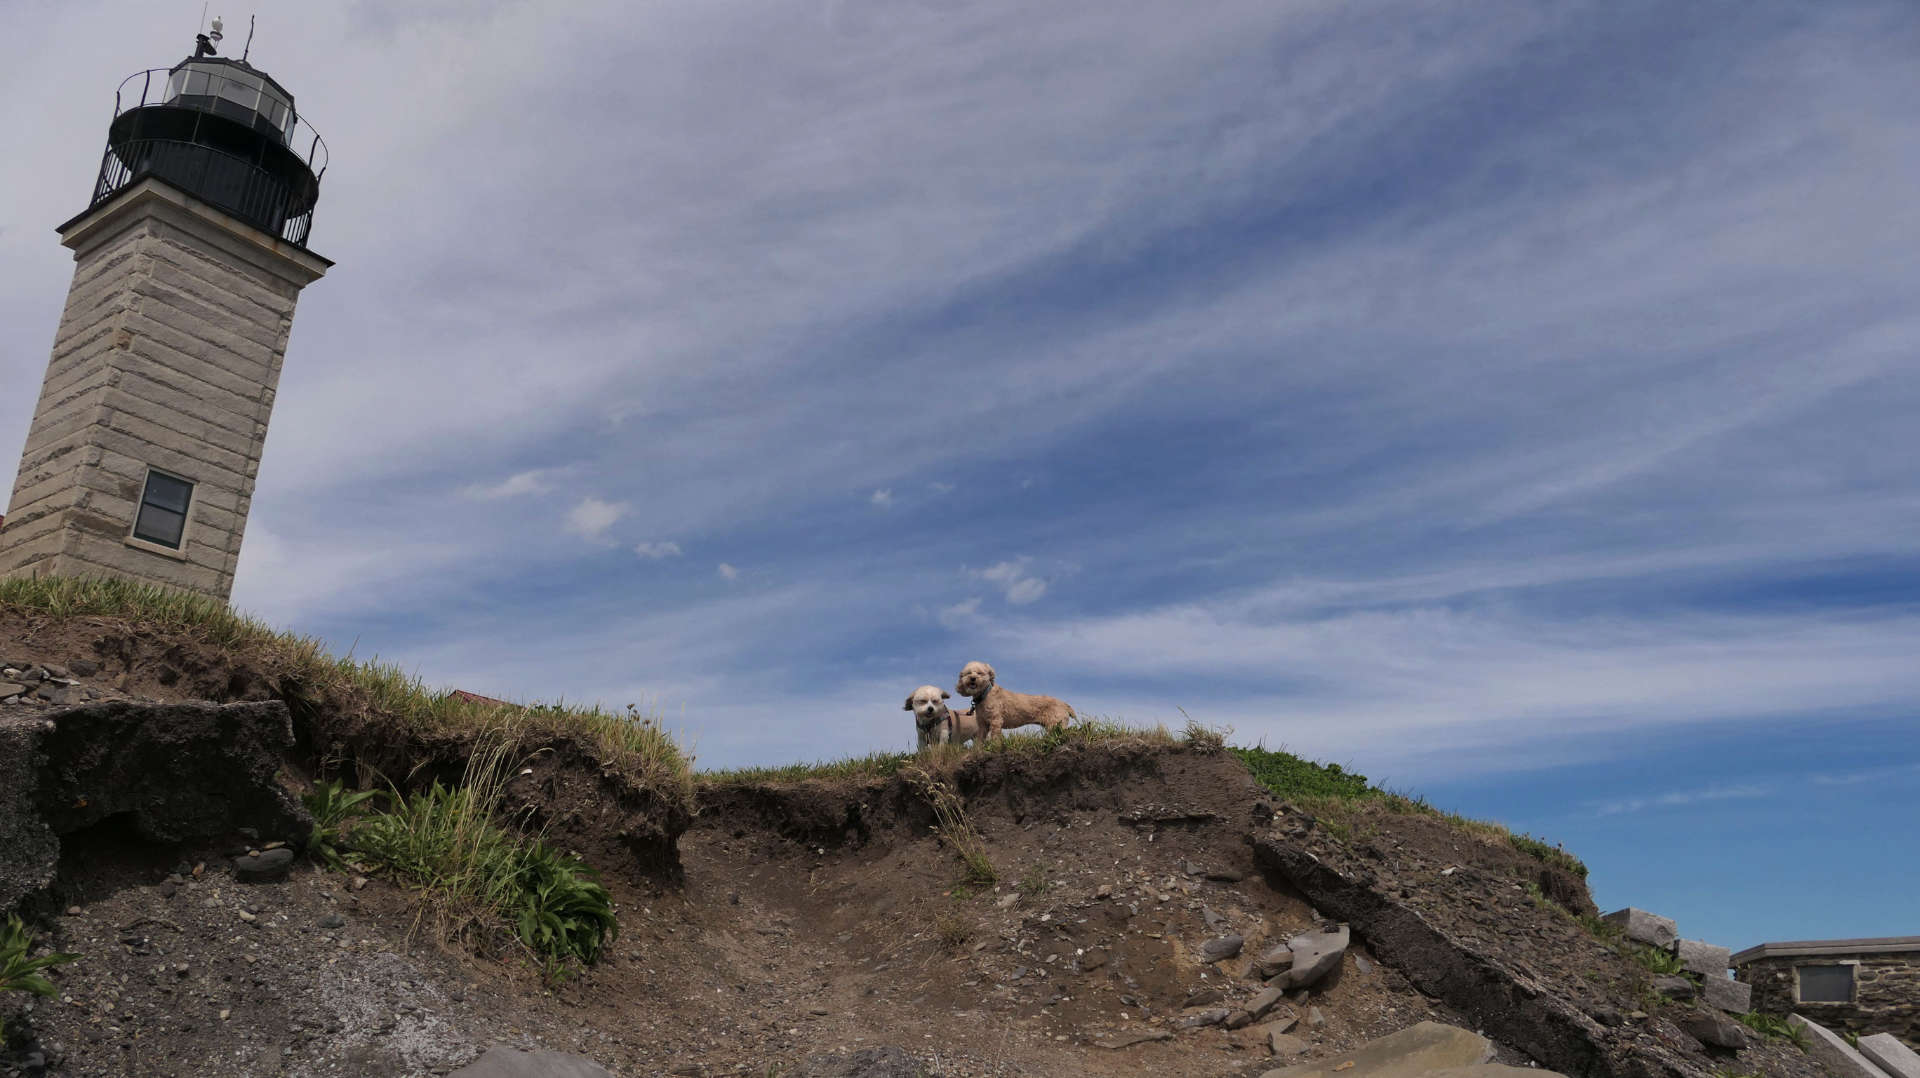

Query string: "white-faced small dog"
[[905, 685, 986, 748], [954, 661, 1074, 740]]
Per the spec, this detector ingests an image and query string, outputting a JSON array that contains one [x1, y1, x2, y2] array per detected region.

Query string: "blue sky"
[[1, 1, 1915, 951]]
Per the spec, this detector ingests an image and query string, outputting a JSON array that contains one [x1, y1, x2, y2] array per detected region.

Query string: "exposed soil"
[[0, 616, 1839, 1078]]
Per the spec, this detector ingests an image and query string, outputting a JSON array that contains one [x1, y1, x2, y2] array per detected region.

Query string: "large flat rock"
[[1283, 923, 1350, 989], [1673, 938, 1732, 977], [1602, 908, 1677, 948], [450, 1046, 617, 1078], [1860, 1034, 1920, 1078], [1699, 975, 1752, 1013], [1257, 1020, 1492, 1078], [1424, 1066, 1572, 1078], [1791, 1015, 1894, 1078]]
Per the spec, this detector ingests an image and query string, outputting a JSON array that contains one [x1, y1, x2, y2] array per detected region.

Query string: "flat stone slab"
[[1602, 908, 1677, 948], [1283, 923, 1350, 989], [1673, 938, 1732, 977], [451, 1047, 616, 1078], [1699, 975, 1751, 1013], [1860, 1034, 1920, 1078], [1791, 1016, 1894, 1078], [1094, 1030, 1174, 1049], [1257, 1020, 1492, 1078]]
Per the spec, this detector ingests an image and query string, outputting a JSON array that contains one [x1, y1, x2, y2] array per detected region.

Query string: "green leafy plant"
[[512, 842, 617, 972], [1508, 832, 1589, 880], [2, 916, 80, 1039], [1735, 1011, 1808, 1050], [1630, 943, 1687, 975], [304, 778, 378, 870]]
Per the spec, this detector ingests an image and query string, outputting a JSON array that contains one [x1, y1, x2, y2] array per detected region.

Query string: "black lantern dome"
[[85, 30, 328, 246]]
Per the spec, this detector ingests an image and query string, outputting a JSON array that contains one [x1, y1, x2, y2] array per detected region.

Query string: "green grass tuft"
[[1232, 743, 1373, 801]]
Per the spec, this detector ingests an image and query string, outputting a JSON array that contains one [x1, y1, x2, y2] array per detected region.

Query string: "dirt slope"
[[0, 616, 1832, 1078]]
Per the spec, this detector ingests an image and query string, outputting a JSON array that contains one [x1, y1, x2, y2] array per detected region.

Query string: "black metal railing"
[[90, 66, 329, 247], [93, 136, 317, 245]]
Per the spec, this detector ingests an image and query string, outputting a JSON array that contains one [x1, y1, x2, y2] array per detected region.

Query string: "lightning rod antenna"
[[199, 3, 208, 34], [242, 15, 256, 62]]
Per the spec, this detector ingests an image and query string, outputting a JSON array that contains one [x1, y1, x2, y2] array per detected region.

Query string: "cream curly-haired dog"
[[954, 661, 1074, 740], [904, 685, 986, 748]]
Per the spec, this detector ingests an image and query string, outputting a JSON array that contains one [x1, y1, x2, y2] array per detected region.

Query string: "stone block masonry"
[[0, 179, 329, 599], [1602, 908, 1755, 1016], [1736, 938, 1920, 1048]]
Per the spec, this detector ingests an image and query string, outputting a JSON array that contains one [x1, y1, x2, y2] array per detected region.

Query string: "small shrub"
[[1, 917, 80, 1039], [1179, 713, 1227, 753], [933, 911, 973, 954], [1017, 866, 1051, 898], [1508, 831, 1589, 880]]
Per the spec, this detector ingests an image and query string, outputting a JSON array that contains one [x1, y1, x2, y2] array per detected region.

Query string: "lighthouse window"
[[132, 470, 194, 550]]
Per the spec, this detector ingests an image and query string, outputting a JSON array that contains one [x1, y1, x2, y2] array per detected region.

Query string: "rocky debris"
[[1199, 933, 1244, 962], [1430, 1067, 1574, 1078], [450, 1046, 618, 1077], [1094, 1030, 1175, 1049], [1603, 908, 1679, 948], [1676, 1011, 1753, 1051], [1860, 1034, 1920, 1078], [1792, 1015, 1893, 1078], [1653, 976, 1698, 1001], [1278, 923, 1349, 989], [1176, 1007, 1232, 1029], [0, 700, 310, 913], [1251, 943, 1295, 978], [1270, 1030, 1312, 1057], [1256, 1020, 1495, 1078], [788, 1046, 936, 1077], [232, 848, 296, 883], [1118, 804, 1222, 828]]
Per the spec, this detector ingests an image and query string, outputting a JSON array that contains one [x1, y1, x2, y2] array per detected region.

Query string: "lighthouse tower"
[[0, 23, 331, 600]]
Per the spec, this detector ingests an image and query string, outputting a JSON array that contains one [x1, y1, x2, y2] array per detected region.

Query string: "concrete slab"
[[1603, 908, 1678, 948], [1791, 1015, 1894, 1078], [1699, 975, 1751, 1014], [1860, 1034, 1920, 1078], [1674, 938, 1732, 977], [1257, 1020, 1492, 1078]]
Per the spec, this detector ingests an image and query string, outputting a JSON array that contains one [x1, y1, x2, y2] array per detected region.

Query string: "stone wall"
[[1742, 952, 1920, 1049], [0, 179, 327, 600]]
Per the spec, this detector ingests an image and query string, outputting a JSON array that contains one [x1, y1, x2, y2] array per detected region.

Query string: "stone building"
[[0, 30, 330, 600], [1733, 936, 1920, 1047]]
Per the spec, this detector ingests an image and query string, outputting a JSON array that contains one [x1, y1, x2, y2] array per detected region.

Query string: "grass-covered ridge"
[[698, 718, 1183, 784], [1233, 741, 1589, 881], [0, 575, 694, 810]]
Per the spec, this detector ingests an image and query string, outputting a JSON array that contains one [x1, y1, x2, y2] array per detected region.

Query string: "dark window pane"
[[133, 504, 186, 548], [142, 472, 193, 513], [1799, 965, 1853, 1003]]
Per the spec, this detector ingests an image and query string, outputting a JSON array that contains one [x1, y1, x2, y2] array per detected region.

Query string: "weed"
[[303, 778, 378, 870], [1736, 1012, 1806, 1050], [1232, 744, 1373, 802], [904, 766, 996, 885], [1575, 912, 1624, 944], [1017, 866, 1051, 898], [1630, 944, 1686, 975], [1178, 711, 1227, 753], [933, 910, 973, 954], [1, 916, 80, 1039]]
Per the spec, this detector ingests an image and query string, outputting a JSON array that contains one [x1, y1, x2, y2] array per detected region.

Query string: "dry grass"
[[0, 575, 694, 810], [699, 718, 1178, 785], [902, 765, 997, 885]]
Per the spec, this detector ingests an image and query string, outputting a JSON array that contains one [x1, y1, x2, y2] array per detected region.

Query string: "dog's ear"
[[903, 695, 916, 711], [941, 689, 950, 700]]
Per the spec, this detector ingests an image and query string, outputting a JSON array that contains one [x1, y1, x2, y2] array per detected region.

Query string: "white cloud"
[[870, 488, 893, 508], [1590, 784, 1778, 818], [938, 597, 982, 628], [717, 562, 740, 581], [633, 541, 683, 559], [565, 497, 627, 541], [978, 559, 1048, 604], [463, 469, 552, 500]]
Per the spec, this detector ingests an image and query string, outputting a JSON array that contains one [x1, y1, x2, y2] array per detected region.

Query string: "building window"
[[1795, 964, 1855, 1004], [132, 470, 193, 549]]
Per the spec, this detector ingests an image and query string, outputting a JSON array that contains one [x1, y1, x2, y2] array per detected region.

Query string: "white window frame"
[[125, 466, 195, 559]]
